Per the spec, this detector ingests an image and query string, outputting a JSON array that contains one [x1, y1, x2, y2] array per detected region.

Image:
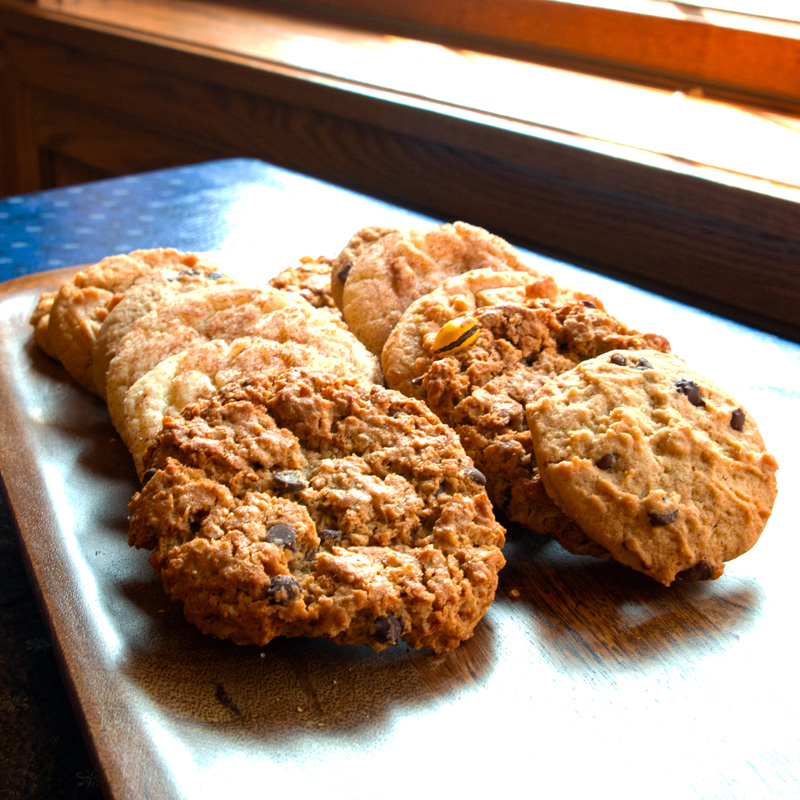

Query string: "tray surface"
[[1, 260, 799, 800]]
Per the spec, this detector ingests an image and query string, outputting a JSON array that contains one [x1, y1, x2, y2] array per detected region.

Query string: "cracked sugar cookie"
[[105, 284, 381, 439], [128, 369, 506, 653], [332, 221, 542, 355], [33, 248, 225, 394], [526, 349, 779, 585]]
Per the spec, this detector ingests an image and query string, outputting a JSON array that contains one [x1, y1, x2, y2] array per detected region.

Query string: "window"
[[275, 0, 800, 114]]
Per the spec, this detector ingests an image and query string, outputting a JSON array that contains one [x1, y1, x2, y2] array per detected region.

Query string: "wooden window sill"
[[1, 0, 798, 339]]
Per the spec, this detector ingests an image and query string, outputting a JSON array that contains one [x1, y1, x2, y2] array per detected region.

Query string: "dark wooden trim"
[[1, 0, 798, 340]]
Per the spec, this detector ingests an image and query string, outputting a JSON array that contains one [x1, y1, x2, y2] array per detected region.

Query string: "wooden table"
[[1, 158, 798, 799]]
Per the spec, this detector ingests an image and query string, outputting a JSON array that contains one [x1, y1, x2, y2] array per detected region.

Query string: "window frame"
[[266, 0, 800, 115]]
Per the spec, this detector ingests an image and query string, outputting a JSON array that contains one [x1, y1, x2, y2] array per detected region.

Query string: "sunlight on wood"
[[35, 0, 800, 196]]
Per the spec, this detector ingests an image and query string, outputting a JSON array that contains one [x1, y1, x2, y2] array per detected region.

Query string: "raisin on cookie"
[[526, 349, 779, 585], [128, 369, 506, 653]]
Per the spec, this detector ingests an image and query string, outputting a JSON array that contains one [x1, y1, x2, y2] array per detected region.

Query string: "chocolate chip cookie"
[[527, 349, 779, 585], [128, 369, 506, 652]]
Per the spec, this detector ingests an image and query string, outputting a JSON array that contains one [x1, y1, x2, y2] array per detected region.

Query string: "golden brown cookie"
[[333, 221, 541, 355], [128, 369, 506, 653], [268, 255, 340, 315], [527, 349, 779, 585], [91, 260, 234, 399], [382, 268, 604, 397], [385, 282, 669, 538], [122, 336, 363, 478], [33, 248, 224, 394]]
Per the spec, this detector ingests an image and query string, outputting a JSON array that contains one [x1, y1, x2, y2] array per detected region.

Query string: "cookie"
[[122, 336, 362, 478], [105, 284, 382, 438], [33, 248, 223, 394], [268, 255, 340, 315], [382, 268, 604, 398], [332, 221, 541, 355], [386, 285, 670, 538], [29, 291, 58, 358], [527, 349, 779, 585], [91, 259, 234, 399], [128, 369, 506, 652]]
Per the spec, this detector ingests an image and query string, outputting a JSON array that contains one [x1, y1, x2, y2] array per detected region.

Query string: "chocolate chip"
[[318, 528, 343, 541], [177, 268, 201, 277], [141, 467, 157, 486], [648, 509, 679, 526], [337, 263, 352, 285], [266, 574, 301, 603], [266, 524, 297, 549], [207, 271, 223, 280], [730, 408, 746, 431], [675, 379, 706, 407], [595, 453, 619, 470], [581, 300, 597, 308], [635, 357, 654, 370], [676, 561, 716, 582], [463, 467, 486, 486], [610, 354, 627, 366], [272, 470, 307, 492], [435, 480, 450, 497], [373, 615, 403, 645], [411, 376, 424, 387]]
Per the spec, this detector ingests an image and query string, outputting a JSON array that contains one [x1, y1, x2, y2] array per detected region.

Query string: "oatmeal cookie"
[[332, 221, 541, 355], [388, 289, 670, 538], [527, 349, 779, 585], [122, 337, 361, 478], [382, 268, 604, 398], [105, 284, 381, 438], [268, 255, 340, 315], [128, 369, 506, 653]]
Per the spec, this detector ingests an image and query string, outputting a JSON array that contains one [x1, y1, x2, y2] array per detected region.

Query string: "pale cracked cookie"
[[128, 369, 506, 653], [527, 349, 779, 585], [268, 255, 340, 316], [122, 336, 365, 479], [332, 221, 542, 355], [31, 248, 225, 394], [91, 260, 235, 399], [387, 289, 670, 539], [105, 284, 382, 439]]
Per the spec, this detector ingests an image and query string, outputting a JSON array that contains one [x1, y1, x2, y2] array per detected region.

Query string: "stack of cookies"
[[29, 247, 506, 653], [30, 224, 779, 651], [332, 221, 779, 587]]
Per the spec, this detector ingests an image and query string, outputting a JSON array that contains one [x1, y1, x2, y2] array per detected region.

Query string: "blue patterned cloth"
[[0, 157, 432, 282]]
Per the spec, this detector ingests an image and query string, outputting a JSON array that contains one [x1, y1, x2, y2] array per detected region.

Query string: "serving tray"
[[1, 265, 798, 800]]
